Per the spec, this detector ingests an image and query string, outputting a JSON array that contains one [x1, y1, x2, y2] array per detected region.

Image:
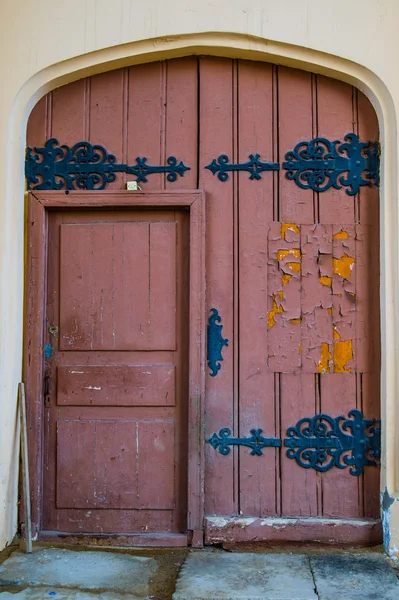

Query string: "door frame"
[[24, 190, 206, 546]]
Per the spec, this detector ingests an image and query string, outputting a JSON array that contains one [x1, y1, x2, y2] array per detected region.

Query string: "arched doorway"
[[25, 56, 381, 545]]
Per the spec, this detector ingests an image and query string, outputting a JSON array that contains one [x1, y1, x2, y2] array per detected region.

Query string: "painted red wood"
[[280, 374, 319, 516], [200, 57, 236, 516], [26, 59, 381, 543], [238, 61, 277, 516], [278, 68, 315, 223], [89, 69, 126, 190], [57, 365, 176, 406]]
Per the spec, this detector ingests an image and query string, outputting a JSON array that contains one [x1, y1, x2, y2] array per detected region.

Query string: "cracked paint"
[[281, 223, 300, 240], [333, 253, 355, 279], [268, 292, 284, 327], [277, 248, 301, 261], [282, 273, 292, 285], [319, 276, 332, 287], [268, 224, 362, 373], [318, 342, 332, 373], [332, 229, 349, 240]]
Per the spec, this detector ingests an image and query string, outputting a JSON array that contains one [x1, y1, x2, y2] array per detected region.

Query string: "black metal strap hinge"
[[25, 139, 190, 191], [207, 409, 381, 476]]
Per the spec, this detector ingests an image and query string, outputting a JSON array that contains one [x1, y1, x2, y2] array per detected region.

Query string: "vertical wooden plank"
[[127, 62, 163, 190], [165, 57, 198, 189], [357, 92, 380, 226], [320, 374, 361, 517], [267, 222, 301, 372], [113, 222, 150, 350], [357, 90, 381, 518], [301, 225, 334, 373], [317, 76, 355, 224], [137, 421, 175, 509], [26, 96, 48, 147], [279, 67, 315, 224], [56, 421, 95, 508], [237, 61, 277, 516], [149, 222, 176, 350], [280, 374, 319, 516], [95, 422, 137, 508], [332, 224, 356, 373], [362, 372, 381, 517], [89, 69, 125, 190], [51, 79, 86, 144], [200, 57, 235, 515]]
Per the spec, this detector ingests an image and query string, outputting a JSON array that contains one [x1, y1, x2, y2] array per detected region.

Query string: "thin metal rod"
[[19, 382, 32, 553]]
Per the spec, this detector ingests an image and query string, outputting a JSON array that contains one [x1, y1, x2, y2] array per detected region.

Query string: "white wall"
[[1, 0, 399, 554]]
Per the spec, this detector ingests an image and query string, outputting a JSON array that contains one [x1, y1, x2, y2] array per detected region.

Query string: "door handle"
[[44, 375, 51, 408]]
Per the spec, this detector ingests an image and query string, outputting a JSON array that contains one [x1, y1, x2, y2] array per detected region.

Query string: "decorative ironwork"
[[205, 154, 280, 181], [25, 138, 190, 190], [207, 308, 229, 377], [283, 133, 380, 196], [207, 428, 282, 456], [284, 409, 381, 476]]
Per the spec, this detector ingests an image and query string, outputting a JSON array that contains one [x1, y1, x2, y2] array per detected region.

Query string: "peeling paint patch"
[[319, 275, 332, 287], [286, 261, 301, 272], [333, 229, 349, 240], [333, 327, 341, 340], [289, 318, 301, 324], [333, 340, 353, 373], [333, 254, 355, 279], [327, 307, 332, 315], [277, 248, 301, 261], [281, 223, 300, 240], [298, 344, 302, 354], [282, 273, 292, 285], [318, 342, 332, 373], [268, 292, 284, 327]]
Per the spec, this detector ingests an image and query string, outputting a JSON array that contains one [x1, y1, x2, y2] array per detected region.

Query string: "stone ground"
[[0, 542, 398, 599]]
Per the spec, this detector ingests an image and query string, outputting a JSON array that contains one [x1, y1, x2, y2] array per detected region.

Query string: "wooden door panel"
[[44, 207, 188, 534], [56, 421, 95, 509], [60, 222, 150, 351], [57, 365, 176, 407], [59, 221, 177, 352]]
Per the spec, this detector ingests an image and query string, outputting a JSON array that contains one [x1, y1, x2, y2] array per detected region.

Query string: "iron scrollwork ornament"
[[25, 138, 190, 190], [284, 409, 381, 476], [205, 154, 280, 181], [207, 428, 282, 456], [207, 308, 229, 377], [283, 133, 380, 196]]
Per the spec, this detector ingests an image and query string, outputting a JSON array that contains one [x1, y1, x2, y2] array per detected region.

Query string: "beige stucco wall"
[[1, 0, 399, 555]]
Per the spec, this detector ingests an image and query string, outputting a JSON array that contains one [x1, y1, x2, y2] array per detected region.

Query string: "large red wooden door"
[[27, 56, 380, 545], [43, 207, 189, 537]]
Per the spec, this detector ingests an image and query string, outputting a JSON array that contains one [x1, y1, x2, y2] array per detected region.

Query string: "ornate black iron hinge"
[[283, 133, 380, 196], [205, 154, 279, 181], [25, 138, 190, 190], [207, 428, 281, 456], [284, 409, 381, 475], [208, 410, 380, 476], [207, 308, 229, 377]]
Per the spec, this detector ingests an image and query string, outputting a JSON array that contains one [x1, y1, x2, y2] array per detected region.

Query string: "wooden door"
[[42, 207, 189, 537], [26, 57, 380, 545]]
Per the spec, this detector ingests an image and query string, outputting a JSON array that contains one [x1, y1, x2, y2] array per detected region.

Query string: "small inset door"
[[42, 207, 189, 535]]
